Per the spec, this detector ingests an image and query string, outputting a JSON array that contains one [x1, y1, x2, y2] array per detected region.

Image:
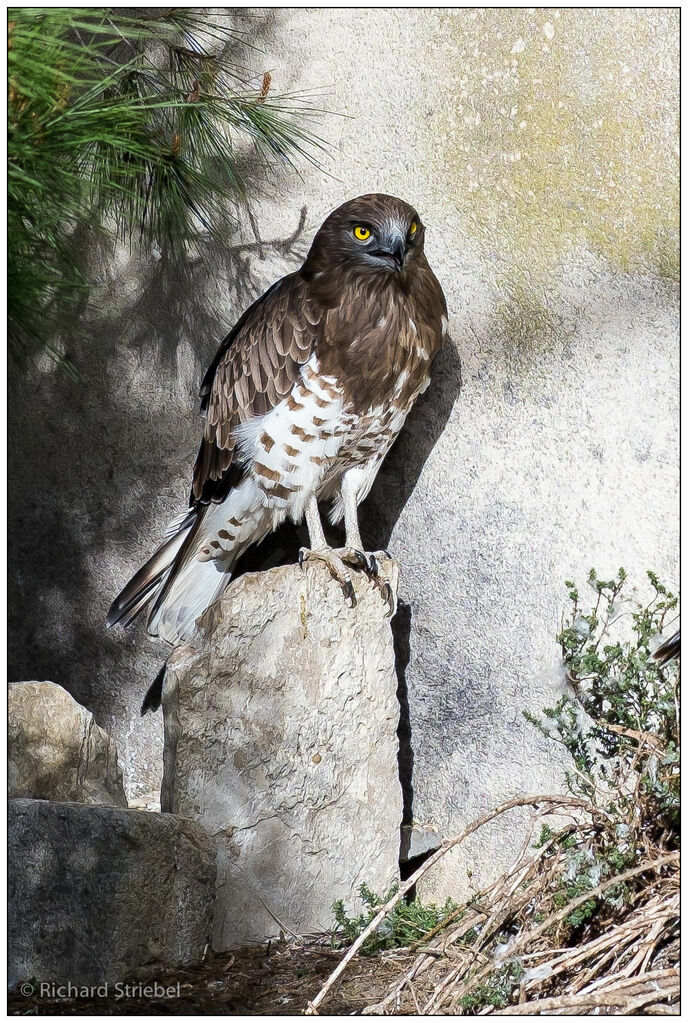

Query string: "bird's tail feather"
[[146, 499, 252, 645], [147, 543, 233, 645], [109, 497, 261, 646], [106, 516, 195, 630]]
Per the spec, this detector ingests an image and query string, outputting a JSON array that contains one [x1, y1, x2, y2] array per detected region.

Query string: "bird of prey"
[[107, 194, 448, 646]]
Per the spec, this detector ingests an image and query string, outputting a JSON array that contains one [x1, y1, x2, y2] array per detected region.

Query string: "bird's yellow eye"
[[409, 220, 418, 237], [353, 225, 371, 241]]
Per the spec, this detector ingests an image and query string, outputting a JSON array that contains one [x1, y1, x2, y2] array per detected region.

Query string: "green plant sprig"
[[332, 883, 459, 956]]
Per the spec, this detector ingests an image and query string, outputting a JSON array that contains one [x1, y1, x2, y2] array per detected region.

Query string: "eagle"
[[107, 194, 448, 646]]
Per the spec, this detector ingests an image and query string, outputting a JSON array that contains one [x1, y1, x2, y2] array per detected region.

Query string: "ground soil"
[[8, 939, 412, 1016]]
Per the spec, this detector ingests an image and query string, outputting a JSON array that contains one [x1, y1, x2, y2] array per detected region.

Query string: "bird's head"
[[304, 194, 425, 278]]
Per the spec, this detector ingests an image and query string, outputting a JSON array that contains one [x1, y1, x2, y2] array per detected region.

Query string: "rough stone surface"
[[162, 558, 402, 949], [8, 10, 678, 898], [400, 824, 442, 864], [8, 798, 216, 987], [8, 681, 127, 807]]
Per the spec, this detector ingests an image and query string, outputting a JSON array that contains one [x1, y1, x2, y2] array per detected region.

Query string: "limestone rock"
[[8, 681, 127, 807], [400, 823, 442, 863], [162, 558, 403, 949], [8, 798, 216, 987]]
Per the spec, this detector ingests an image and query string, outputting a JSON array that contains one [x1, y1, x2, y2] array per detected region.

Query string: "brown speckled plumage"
[[192, 194, 446, 505], [108, 194, 448, 646]]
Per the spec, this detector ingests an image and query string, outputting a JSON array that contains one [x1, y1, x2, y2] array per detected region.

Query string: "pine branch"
[[8, 7, 326, 366]]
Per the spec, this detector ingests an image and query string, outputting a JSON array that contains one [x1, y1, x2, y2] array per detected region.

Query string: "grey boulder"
[[8, 680, 128, 807], [162, 558, 403, 948], [8, 798, 216, 987]]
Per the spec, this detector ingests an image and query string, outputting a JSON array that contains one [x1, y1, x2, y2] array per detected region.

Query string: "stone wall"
[[8, 9, 678, 899]]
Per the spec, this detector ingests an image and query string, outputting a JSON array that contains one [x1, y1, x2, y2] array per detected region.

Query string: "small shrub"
[[524, 568, 679, 942], [332, 883, 458, 955], [459, 960, 525, 1012], [530, 567, 679, 837]]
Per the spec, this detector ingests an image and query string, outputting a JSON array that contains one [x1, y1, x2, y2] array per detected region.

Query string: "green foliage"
[[8, 8, 323, 365], [531, 568, 679, 830], [525, 568, 679, 938], [542, 829, 633, 930], [458, 960, 525, 1012], [453, 569, 679, 1013], [332, 883, 458, 956], [533, 822, 554, 848]]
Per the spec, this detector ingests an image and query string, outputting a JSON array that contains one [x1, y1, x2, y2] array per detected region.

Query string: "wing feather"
[[191, 272, 322, 505]]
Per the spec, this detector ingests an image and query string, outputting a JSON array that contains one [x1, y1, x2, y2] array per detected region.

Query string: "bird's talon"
[[344, 548, 379, 575], [343, 580, 357, 607], [356, 549, 378, 575], [350, 549, 369, 570], [381, 582, 395, 617], [298, 547, 308, 570]]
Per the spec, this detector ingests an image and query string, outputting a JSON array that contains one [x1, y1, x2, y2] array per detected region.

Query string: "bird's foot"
[[298, 546, 395, 615], [334, 547, 395, 591], [298, 546, 358, 606], [364, 551, 396, 618], [343, 548, 396, 616]]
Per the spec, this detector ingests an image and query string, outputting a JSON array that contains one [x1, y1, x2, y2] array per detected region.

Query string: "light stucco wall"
[[9, 8, 678, 897]]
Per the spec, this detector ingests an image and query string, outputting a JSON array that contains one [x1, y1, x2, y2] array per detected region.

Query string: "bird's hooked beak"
[[372, 230, 406, 272]]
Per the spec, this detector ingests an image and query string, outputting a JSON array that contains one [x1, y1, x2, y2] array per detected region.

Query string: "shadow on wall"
[[7, 206, 309, 711]]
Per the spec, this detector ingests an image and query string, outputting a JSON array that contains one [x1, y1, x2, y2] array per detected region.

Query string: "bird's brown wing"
[[192, 272, 323, 505]]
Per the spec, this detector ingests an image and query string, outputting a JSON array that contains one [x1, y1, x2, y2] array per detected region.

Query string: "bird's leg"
[[298, 495, 357, 606], [340, 471, 395, 615], [340, 471, 376, 572], [299, 485, 394, 614]]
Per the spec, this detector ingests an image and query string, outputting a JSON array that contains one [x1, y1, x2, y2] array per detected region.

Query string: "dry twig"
[[304, 794, 588, 1014]]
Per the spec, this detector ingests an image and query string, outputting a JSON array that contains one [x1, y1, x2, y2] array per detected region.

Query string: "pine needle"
[[8, 8, 326, 366]]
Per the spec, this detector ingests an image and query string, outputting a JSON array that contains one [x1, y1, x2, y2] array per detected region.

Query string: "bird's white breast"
[[233, 354, 346, 525], [203, 350, 430, 556]]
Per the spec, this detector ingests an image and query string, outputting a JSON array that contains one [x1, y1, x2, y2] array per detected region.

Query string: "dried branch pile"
[[363, 814, 677, 1015]]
